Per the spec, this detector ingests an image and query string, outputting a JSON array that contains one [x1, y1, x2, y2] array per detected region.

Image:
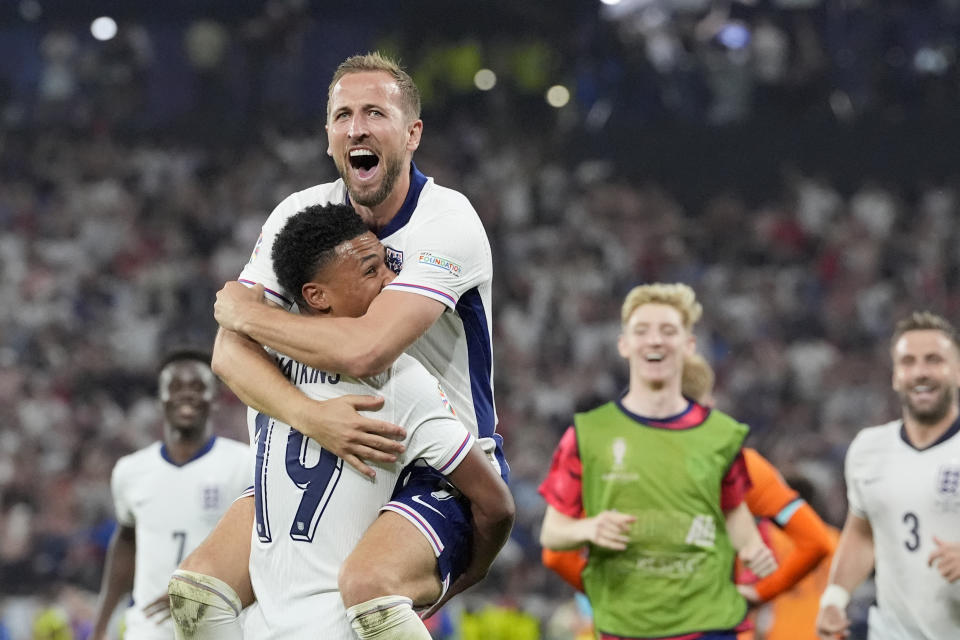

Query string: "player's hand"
[[214, 281, 266, 332], [143, 593, 172, 623], [738, 541, 777, 578], [582, 510, 636, 551], [736, 583, 762, 604], [815, 604, 850, 639], [928, 536, 960, 582], [292, 394, 407, 479]]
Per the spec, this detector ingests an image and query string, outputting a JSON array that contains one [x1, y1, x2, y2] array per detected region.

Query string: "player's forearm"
[[827, 511, 875, 593], [754, 503, 834, 601], [234, 304, 373, 375], [212, 327, 313, 425], [92, 529, 135, 636], [724, 501, 764, 551], [462, 492, 516, 586], [539, 507, 593, 550]]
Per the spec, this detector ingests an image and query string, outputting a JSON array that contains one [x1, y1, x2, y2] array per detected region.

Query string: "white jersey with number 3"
[[111, 437, 250, 640], [243, 354, 473, 640], [845, 419, 960, 639], [237, 167, 499, 462]]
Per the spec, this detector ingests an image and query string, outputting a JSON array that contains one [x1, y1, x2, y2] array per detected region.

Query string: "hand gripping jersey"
[[844, 419, 960, 639], [238, 165, 506, 479], [242, 354, 474, 640], [110, 437, 250, 640]]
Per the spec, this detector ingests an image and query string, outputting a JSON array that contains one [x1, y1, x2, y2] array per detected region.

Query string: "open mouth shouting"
[[349, 148, 381, 182]]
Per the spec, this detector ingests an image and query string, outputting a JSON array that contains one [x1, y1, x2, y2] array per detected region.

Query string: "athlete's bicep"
[[359, 290, 445, 365]]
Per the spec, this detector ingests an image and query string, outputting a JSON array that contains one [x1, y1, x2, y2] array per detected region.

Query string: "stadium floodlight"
[[90, 16, 118, 41], [474, 69, 497, 91], [546, 85, 570, 108]]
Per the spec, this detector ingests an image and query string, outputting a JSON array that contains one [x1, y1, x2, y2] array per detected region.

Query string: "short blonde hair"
[[327, 52, 421, 122], [620, 283, 703, 330], [891, 310, 960, 352], [681, 352, 715, 404]]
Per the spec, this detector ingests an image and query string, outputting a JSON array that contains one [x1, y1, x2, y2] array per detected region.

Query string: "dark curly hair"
[[272, 202, 369, 308]]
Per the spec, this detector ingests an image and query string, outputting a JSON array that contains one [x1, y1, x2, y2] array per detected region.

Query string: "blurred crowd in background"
[[2, 0, 960, 638]]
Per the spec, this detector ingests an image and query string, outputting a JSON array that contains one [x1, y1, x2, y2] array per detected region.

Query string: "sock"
[[168, 569, 243, 640], [346, 595, 432, 639]]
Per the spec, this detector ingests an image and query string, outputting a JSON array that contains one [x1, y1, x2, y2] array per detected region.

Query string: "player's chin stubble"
[[343, 153, 403, 208]]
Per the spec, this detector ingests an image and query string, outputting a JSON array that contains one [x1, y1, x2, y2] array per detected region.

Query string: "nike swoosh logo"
[[411, 494, 446, 519]]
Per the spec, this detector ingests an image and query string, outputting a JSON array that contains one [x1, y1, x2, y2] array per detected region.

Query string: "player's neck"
[[164, 425, 212, 464], [354, 171, 412, 233], [621, 382, 688, 419], [902, 405, 960, 449]]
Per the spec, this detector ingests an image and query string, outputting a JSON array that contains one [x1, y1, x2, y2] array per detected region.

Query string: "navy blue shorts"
[[381, 465, 472, 601]]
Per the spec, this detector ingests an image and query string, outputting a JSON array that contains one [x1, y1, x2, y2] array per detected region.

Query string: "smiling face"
[[618, 302, 696, 388], [326, 71, 422, 209], [301, 231, 395, 318], [892, 329, 960, 425], [159, 360, 216, 433]]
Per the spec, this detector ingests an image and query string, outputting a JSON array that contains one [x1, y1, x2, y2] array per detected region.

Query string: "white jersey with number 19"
[[238, 165, 505, 478], [242, 353, 474, 640], [844, 419, 960, 639]]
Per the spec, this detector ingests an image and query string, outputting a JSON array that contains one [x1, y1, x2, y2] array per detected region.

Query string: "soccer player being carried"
[[816, 311, 960, 639], [539, 283, 778, 640], [168, 52, 510, 639], [91, 350, 249, 640], [201, 202, 511, 639]]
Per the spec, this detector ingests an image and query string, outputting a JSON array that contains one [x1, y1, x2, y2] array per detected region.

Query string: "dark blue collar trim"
[[161, 435, 216, 467], [899, 414, 960, 451], [377, 163, 428, 239]]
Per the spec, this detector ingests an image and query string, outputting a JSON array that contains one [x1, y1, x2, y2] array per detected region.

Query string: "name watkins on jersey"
[[275, 356, 341, 386]]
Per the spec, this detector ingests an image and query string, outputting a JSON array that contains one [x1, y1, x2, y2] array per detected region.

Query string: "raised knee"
[[339, 561, 379, 607], [177, 546, 210, 573]]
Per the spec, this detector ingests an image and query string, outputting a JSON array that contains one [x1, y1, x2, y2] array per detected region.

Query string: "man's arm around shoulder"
[[217, 283, 444, 378]]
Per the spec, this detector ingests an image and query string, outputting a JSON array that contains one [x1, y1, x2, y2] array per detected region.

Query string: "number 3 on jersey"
[[903, 511, 920, 551], [254, 413, 343, 543]]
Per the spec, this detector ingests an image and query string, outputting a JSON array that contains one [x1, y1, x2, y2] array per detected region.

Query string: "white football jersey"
[[237, 167, 498, 452], [845, 419, 960, 639], [243, 354, 473, 640], [111, 436, 250, 640]]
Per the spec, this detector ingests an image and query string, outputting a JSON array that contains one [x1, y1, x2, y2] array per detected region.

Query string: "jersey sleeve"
[[238, 185, 340, 309], [753, 501, 836, 601], [384, 204, 491, 310], [721, 449, 751, 511], [538, 426, 584, 518], [111, 458, 135, 527], [743, 448, 799, 519], [391, 361, 475, 474]]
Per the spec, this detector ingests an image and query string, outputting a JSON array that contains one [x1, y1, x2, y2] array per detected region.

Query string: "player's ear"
[[407, 119, 423, 152], [685, 333, 696, 356], [617, 332, 629, 360], [301, 283, 331, 313]]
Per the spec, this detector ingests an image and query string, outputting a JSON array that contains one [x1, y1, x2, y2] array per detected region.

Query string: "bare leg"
[[339, 512, 439, 640], [338, 511, 441, 607]]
